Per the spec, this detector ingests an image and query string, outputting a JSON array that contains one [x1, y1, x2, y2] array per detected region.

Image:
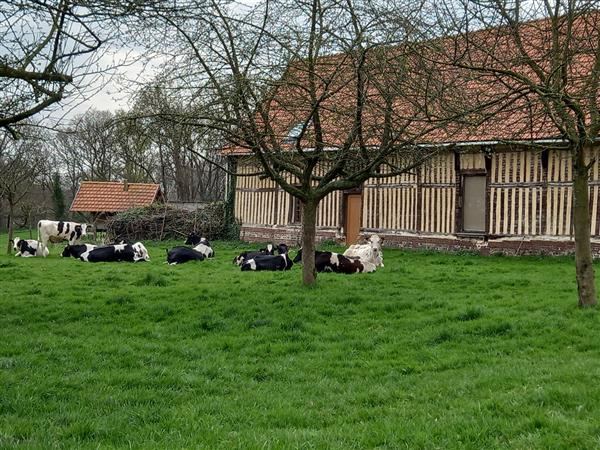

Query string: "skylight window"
[[282, 122, 306, 144]]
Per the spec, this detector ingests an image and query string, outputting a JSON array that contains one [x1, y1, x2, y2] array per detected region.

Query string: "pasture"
[[1, 234, 600, 449]]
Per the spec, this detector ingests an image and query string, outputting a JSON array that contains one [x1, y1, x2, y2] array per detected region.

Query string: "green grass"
[[1, 233, 600, 448]]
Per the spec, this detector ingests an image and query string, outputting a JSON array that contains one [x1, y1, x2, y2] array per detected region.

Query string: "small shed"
[[70, 181, 163, 232]]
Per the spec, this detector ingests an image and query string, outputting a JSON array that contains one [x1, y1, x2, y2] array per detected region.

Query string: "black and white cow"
[[38, 220, 88, 252], [193, 237, 215, 258], [184, 231, 202, 246], [240, 245, 293, 271], [166, 246, 206, 265], [233, 243, 284, 265], [293, 248, 376, 274], [79, 242, 150, 263], [10, 237, 49, 257], [61, 244, 97, 259], [183, 232, 214, 257]]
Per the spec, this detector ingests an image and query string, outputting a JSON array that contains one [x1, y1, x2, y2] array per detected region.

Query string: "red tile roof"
[[222, 13, 600, 156], [70, 181, 162, 213]]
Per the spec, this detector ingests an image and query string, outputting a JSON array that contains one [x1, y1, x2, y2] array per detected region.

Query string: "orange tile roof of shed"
[[70, 181, 161, 213]]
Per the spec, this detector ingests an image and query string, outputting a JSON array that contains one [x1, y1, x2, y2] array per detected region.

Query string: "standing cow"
[[37, 220, 88, 255]]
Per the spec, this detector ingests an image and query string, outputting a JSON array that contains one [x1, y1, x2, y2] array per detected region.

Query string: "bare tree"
[[0, 0, 154, 137], [132, 0, 472, 284], [0, 131, 48, 253], [128, 84, 226, 202], [55, 110, 122, 191], [419, 1, 600, 307], [112, 111, 158, 184]]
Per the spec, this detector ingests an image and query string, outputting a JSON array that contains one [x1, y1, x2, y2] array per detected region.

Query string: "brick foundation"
[[240, 225, 600, 256], [240, 226, 340, 246]]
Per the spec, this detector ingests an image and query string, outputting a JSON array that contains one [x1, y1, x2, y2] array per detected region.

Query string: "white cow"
[[343, 234, 384, 267], [37, 220, 88, 255]]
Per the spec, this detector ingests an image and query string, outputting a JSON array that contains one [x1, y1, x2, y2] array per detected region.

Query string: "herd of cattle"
[[9, 220, 384, 274]]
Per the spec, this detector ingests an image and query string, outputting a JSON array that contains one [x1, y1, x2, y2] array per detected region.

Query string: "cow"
[[184, 231, 202, 246], [193, 237, 215, 258], [37, 220, 88, 253], [79, 242, 150, 263], [10, 237, 49, 257], [293, 248, 376, 273], [240, 252, 294, 271], [61, 244, 97, 259], [233, 243, 276, 265], [343, 234, 384, 267], [166, 246, 205, 265]]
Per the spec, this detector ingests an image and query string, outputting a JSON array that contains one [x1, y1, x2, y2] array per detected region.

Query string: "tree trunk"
[[6, 201, 14, 255], [224, 157, 238, 239], [572, 145, 597, 307], [301, 199, 318, 285]]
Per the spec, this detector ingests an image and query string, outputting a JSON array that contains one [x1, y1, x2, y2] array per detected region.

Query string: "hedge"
[[105, 202, 228, 242]]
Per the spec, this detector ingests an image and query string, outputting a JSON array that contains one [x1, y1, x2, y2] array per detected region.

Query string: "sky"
[[57, 49, 164, 121], [55, 0, 261, 123]]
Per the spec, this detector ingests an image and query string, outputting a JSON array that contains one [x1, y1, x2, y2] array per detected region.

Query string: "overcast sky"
[[57, 0, 261, 123]]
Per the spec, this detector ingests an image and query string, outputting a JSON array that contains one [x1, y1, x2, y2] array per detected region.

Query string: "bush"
[[105, 202, 226, 242]]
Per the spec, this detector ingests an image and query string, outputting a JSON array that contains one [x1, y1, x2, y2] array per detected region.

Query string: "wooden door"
[[462, 175, 486, 232], [345, 194, 362, 245]]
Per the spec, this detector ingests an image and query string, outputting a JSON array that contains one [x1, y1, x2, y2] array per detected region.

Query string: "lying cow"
[[241, 252, 294, 271], [293, 248, 376, 273], [10, 237, 49, 257], [193, 237, 215, 258], [38, 220, 88, 252], [79, 242, 150, 263], [343, 234, 384, 267], [61, 244, 97, 259], [184, 231, 202, 246], [166, 247, 205, 265], [233, 243, 278, 265]]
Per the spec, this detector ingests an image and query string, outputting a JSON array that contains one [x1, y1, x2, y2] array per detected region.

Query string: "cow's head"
[[185, 232, 201, 246], [369, 234, 382, 249], [10, 237, 20, 251], [260, 243, 274, 255], [199, 237, 210, 247], [132, 242, 150, 261], [277, 243, 289, 255]]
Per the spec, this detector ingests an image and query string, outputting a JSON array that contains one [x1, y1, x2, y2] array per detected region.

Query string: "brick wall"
[[240, 224, 600, 256]]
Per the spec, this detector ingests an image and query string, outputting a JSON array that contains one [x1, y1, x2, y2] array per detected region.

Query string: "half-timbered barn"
[[229, 146, 600, 255], [225, 14, 600, 256]]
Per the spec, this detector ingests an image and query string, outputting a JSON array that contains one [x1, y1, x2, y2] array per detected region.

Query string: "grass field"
[[1, 233, 600, 449]]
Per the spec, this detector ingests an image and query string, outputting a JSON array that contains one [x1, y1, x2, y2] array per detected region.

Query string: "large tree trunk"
[[301, 199, 318, 285], [572, 145, 597, 307], [224, 157, 238, 239]]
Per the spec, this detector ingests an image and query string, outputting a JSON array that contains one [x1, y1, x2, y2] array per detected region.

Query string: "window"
[[290, 196, 302, 223], [462, 175, 486, 232], [282, 121, 308, 144]]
